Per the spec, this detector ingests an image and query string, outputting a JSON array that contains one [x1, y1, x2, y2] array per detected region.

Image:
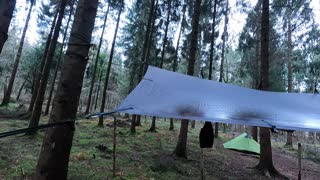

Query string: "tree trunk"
[[175, 0, 202, 158], [251, 0, 261, 141], [0, 0, 16, 54], [137, 0, 156, 131], [28, 7, 59, 114], [219, 5, 228, 83], [159, 0, 171, 68], [252, 126, 258, 141], [146, 0, 159, 129], [285, 0, 293, 148], [28, 0, 68, 131], [130, 114, 136, 135], [256, 0, 278, 175], [169, 118, 174, 130], [44, 3, 74, 116], [16, 79, 27, 101], [135, 115, 141, 126], [217, 0, 229, 136], [1, 0, 34, 106], [94, 69, 103, 111], [85, 4, 110, 115], [34, 0, 98, 179], [191, 120, 195, 128], [98, 1, 123, 126], [285, 131, 293, 146], [208, 0, 217, 81], [172, 3, 186, 72], [149, 116, 156, 132]]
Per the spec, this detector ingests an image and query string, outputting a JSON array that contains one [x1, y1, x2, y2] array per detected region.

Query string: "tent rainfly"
[[115, 66, 320, 132], [223, 133, 260, 155]]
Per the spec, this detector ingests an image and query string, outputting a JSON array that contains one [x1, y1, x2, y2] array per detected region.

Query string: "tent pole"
[[201, 148, 204, 180], [298, 143, 301, 180], [113, 116, 117, 178]]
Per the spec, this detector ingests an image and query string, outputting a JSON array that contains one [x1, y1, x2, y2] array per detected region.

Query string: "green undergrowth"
[[0, 118, 212, 179], [1, 117, 319, 179], [0, 102, 20, 110]]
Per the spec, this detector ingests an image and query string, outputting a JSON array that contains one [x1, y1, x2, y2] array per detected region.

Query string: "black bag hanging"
[[199, 121, 214, 148]]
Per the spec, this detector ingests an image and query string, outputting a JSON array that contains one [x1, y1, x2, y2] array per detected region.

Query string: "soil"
[[195, 140, 320, 180]]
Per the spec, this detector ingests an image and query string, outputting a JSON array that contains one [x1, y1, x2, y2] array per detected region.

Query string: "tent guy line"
[[0, 107, 132, 139]]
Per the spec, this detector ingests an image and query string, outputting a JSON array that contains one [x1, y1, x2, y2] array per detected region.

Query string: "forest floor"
[[0, 106, 320, 179]]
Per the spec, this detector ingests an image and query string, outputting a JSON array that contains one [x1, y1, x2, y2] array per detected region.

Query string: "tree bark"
[[135, 115, 141, 126], [1, 0, 34, 106], [34, 0, 98, 179], [16, 79, 27, 101], [94, 69, 103, 111], [44, 2, 74, 116], [285, 0, 293, 148], [252, 126, 258, 141], [217, 0, 229, 136], [0, 0, 16, 55], [138, 0, 156, 131], [175, 0, 202, 158], [149, 116, 156, 131], [85, 4, 110, 115], [28, 7, 59, 114], [98, 1, 123, 126], [28, 0, 68, 131], [159, 0, 171, 69], [208, 0, 217, 81], [285, 131, 293, 146], [170, 3, 186, 131], [191, 121, 195, 128], [219, 5, 228, 84], [130, 114, 136, 135], [256, 0, 278, 175]]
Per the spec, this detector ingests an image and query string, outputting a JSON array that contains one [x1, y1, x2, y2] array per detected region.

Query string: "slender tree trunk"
[[252, 126, 258, 141], [170, 3, 186, 131], [217, 0, 229, 136], [28, 0, 68, 131], [149, 116, 156, 131], [127, 62, 138, 133], [251, 0, 261, 141], [0, 0, 16, 54], [208, 0, 217, 81], [85, 4, 110, 115], [94, 69, 103, 110], [146, 0, 159, 129], [16, 79, 27, 101], [144, 0, 158, 72], [135, 115, 141, 126], [138, 0, 156, 130], [28, 8, 59, 114], [1, 0, 34, 106], [34, 0, 98, 179], [140, 0, 156, 74], [175, 0, 202, 158], [98, 2, 123, 126], [159, 0, 171, 68], [130, 114, 136, 135], [285, 0, 293, 148], [219, 1, 228, 83], [44, 3, 74, 116], [256, 0, 278, 175]]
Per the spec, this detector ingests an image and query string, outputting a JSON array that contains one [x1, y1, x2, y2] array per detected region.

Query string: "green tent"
[[223, 132, 260, 155]]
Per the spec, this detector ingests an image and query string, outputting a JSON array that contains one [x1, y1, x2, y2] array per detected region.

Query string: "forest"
[[0, 0, 320, 179]]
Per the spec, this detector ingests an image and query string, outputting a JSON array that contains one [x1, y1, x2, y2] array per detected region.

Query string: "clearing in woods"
[[0, 107, 319, 179]]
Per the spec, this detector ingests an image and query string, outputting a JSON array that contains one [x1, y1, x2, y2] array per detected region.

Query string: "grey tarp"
[[116, 66, 320, 132]]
